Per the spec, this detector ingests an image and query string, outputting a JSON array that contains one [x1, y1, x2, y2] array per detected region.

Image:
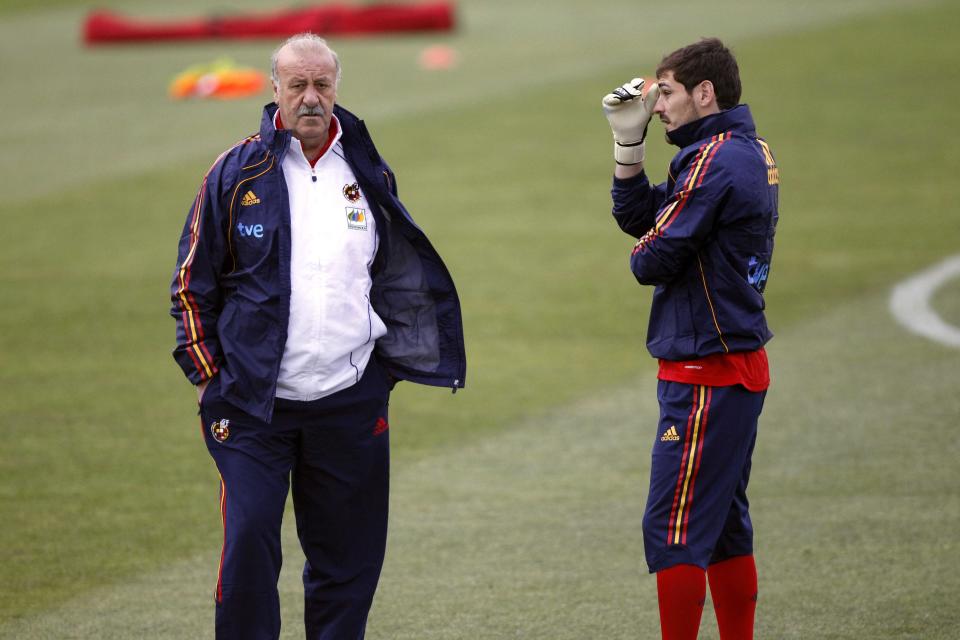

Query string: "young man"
[[601, 38, 779, 639], [170, 33, 466, 639]]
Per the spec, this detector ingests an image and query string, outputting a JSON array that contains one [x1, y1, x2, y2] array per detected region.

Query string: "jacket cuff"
[[612, 170, 648, 188], [172, 348, 220, 385]]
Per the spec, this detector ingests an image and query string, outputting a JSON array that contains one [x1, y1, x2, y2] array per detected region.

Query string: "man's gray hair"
[[270, 33, 342, 86]]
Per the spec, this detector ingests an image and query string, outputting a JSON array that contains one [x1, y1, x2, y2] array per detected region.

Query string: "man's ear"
[[272, 81, 280, 104], [696, 80, 716, 108]]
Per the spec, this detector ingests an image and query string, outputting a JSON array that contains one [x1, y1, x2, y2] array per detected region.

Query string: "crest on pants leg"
[[210, 419, 230, 443]]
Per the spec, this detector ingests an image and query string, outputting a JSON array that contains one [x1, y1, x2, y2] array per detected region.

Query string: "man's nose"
[[303, 86, 320, 105]]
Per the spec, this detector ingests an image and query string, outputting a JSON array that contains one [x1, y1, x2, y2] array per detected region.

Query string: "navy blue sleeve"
[[630, 140, 733, 285], [611, 171, 669, 239], [170, 164, 227, 384]]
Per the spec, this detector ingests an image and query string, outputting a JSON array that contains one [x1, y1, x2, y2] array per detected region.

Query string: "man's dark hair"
[[656, 38, 741, 110]]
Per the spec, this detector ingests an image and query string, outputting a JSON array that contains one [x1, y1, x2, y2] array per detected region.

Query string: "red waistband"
[[658, 347, 769, 391]]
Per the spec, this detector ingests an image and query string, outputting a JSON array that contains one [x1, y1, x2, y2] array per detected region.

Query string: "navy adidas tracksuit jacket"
[[171, 103, 466, 422], [611, 104, 778, 361]]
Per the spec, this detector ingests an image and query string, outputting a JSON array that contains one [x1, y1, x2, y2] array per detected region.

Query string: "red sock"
[[656, 564, 706, 640], [707, 555, 758, 640]]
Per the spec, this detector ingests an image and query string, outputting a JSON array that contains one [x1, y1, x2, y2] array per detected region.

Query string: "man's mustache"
[[297, 105, 326, 117]]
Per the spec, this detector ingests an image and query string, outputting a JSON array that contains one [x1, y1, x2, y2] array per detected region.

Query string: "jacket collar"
[[260, 103, 287, 154], [260, 102, 366, 154], [666, 104, 756, 147]]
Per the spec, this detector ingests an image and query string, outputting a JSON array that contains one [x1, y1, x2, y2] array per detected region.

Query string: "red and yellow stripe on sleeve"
[[632, 133, 729, 255], [172, 140, 251, 380], [174, 176, 218, 379], [174, 136, 264, 379]]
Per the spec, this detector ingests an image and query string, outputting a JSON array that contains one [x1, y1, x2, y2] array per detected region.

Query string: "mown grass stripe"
[[2, 290, 958, 639]]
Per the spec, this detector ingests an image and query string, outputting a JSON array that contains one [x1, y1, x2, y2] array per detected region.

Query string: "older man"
[[602, 39, 779, 640], [171, 33, 465, 639]]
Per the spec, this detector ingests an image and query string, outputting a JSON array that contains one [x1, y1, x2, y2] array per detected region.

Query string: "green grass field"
[[1, 0, 959, 637]]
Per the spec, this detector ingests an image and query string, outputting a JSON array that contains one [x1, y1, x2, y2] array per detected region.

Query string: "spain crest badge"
[[210, 419, 230, 443], [342, 182, 361, 203]]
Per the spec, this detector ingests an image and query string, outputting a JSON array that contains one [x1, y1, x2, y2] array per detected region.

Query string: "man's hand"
[[602, 78, 660, 166], [197, 378, 211, 402]]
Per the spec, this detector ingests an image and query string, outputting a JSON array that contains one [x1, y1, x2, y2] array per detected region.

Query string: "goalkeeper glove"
[[602, 78, 660, 165]]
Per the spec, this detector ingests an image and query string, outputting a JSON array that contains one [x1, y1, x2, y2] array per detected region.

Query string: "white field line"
[[889, 254, 960, 348]]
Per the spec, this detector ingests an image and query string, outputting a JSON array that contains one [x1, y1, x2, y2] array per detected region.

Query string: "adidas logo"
[[240, 190, 261, 206], [660, 426, 681, 442]]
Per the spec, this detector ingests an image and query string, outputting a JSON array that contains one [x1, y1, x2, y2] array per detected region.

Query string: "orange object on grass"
[[169, 59, 266, 100]]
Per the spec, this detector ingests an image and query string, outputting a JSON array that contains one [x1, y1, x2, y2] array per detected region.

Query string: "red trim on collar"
[[308, 118, 339, 167], [274, 111, 340, 168]]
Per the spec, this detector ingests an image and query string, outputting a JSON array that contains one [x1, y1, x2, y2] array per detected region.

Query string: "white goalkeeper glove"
[[602, 78, 660, 165]]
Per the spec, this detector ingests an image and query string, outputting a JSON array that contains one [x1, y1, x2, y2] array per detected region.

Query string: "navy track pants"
[[199, 359, 391, 639], [642, 381, 765, 573]]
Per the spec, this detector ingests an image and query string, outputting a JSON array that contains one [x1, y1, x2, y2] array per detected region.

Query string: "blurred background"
[[1, 0, 958, 637]]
